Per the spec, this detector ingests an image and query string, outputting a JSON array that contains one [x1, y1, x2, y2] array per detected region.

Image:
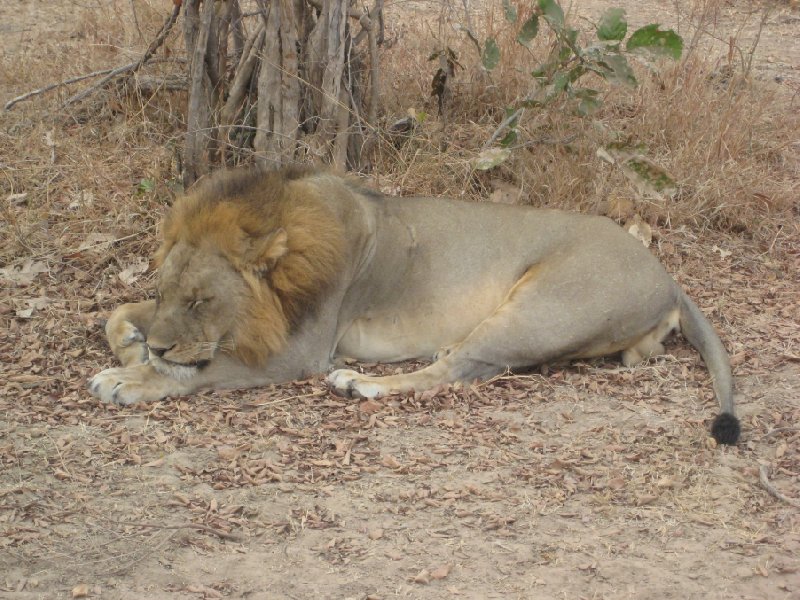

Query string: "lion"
[[89, 167, 740, 445]]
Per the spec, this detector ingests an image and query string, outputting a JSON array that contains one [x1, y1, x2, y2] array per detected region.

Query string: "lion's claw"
[[328, 369, 386, 399]]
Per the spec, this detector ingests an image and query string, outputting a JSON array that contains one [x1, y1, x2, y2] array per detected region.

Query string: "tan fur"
[[90, 167, 738, 444]]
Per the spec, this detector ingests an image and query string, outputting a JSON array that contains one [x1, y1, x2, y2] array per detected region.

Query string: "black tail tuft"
[[711, 412, 740, 445]]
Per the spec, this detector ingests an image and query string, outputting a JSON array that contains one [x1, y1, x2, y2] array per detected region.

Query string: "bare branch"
[[5, 67, 117, 111], [63, 2, 182, 107], [759, 464, 800, 508]]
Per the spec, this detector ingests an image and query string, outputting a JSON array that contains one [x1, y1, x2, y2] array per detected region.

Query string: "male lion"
[[89, 167, 740, 445]]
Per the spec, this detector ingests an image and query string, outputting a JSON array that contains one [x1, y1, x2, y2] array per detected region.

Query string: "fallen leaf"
[[412, 569, 430, 584], [15, 296, 52, 318], [118, 257, 149, 285], [636, 494, 658, 506], [359, 399, 383, 414], [430, 563, 452, 580], [7, 192, 28, 205], [775, 442, 787, 459], [625, 216, 652, 247], [72, 584, 89, 598], [0, 260, 48, 286], [381, 455, 402, 469], [712, 245, 732, 259], [217, 445, 240, 461], [77, 233, 116, 254]]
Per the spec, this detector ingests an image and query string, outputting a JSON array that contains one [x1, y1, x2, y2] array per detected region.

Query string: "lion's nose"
[[148, 343, 174, 358]]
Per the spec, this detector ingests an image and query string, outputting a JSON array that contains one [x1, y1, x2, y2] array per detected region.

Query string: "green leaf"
[[558, 28, 578, 61], [531, 61, 553, 80], [627, 24, 683, 60], [601, 53, 637, 86], [550, 71, 570, 95], [567, 65, 587, 83], [516, 15, 539, 46], [137, 178, 155, 194], [503, 0, 517, 23], [573, 88, 600, 115], [538, 0, 564, 29], [601, 145, 677, 198], [623, 156, 676, 194], [500, 130, 518, 147], [472, 148, 511, 170], [482, 38, 500, 71], [597, 8, 627, 41]]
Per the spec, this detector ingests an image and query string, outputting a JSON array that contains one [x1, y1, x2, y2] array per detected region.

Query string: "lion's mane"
[[155, 167, 346, 365]]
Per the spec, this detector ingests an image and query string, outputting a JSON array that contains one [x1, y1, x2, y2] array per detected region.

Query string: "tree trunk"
[[181, 0, 382, 182]]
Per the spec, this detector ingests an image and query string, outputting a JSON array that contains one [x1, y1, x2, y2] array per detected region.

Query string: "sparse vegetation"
[[1, 1, 798, 597]]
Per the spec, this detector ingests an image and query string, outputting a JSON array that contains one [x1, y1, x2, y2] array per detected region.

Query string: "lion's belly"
[[335, 287, 504, 363], [336, 316, 448, 362]]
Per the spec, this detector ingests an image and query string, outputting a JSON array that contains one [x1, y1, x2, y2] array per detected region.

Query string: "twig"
[[242, 389, 327, 409], [130, 0, 144, 42], [63, 2, 182, 107], [761, 427, 800, 440], [5, 67, 117, 111], [364, 8, 380, 125], [101, 529, 177, 577], [4, 58, 185, 111], [483, 107, 524, 150], [759, 465, 800, 509], [743, 6, 772, 79], [220, 23, 266, 127], [107, 519, 244, 542]]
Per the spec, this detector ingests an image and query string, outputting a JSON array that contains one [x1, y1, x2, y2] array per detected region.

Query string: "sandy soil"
[[1, 1, 798, 599]]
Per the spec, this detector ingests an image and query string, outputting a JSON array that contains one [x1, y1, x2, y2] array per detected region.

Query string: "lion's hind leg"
[[330, 263, 623, 398], [620, 308, 679, 367]]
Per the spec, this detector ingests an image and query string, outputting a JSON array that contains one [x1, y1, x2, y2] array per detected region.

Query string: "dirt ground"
[[1, 1, 799, 599]]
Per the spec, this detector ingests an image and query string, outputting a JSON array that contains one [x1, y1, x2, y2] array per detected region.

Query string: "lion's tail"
[[678, 290, 740, 445]]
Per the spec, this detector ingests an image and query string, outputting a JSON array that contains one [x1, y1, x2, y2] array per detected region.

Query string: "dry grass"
[[373, 1, 798, 247], [1, 2, 799, 597], [2, 0, 797, 277]]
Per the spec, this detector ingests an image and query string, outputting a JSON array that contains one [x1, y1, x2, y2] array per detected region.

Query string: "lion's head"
[[145, 167, 346, 379]]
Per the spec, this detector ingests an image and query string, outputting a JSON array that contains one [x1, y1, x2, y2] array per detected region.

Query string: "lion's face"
[[147, 241, 246, 380]]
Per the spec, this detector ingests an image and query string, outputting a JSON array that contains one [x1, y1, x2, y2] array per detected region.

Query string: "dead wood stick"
[[363, 10, 379, 125], [761, 427, 800, 440], [106, 519, 245, 542], [353, 1, 384, 47], [63, 2, 182, 107], [221, 23, 266, 127], [759, 464, 800, 508], [4, 58, 184, 111], [5, 67, 117, 111]]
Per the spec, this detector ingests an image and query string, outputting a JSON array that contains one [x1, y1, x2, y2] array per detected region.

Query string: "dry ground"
[[1, 1, 799, 599]]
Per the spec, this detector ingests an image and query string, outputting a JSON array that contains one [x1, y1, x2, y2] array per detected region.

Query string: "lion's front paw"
[[89, 365, 173, 405], [327, 369, 388, 399], [108, 320, 149, 366]]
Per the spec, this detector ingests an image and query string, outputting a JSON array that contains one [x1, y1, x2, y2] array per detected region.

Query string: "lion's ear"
[[245, 228, 288, 273]]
